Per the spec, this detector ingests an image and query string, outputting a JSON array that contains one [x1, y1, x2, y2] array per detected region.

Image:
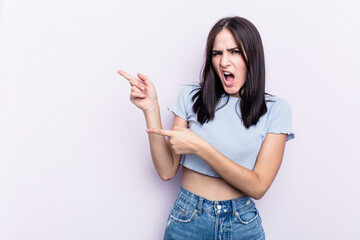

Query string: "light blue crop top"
[[168, 84, 295, 177]]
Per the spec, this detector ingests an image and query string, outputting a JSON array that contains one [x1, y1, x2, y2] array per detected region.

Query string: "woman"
[[118, 16, 294, 240]]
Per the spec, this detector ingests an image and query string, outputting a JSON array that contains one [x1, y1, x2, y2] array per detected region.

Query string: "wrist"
[[194, 137, 210, 156], [143, 104, 160, 117], [143, 104, 162, 129]]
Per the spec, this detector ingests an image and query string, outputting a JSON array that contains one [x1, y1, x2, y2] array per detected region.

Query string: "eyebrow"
[[212, 47, 240, 52]]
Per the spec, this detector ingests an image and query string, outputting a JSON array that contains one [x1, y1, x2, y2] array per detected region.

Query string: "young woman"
[[118, 16, 294, 240]]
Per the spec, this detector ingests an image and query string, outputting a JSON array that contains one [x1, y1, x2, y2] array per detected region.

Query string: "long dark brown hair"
[[192, 16, 267, 128]]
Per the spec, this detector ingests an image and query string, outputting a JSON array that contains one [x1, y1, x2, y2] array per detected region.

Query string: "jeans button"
[[217, 205, 222, 210]]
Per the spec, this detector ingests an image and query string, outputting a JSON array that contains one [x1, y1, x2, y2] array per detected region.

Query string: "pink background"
[[0, 0, 359, 239]]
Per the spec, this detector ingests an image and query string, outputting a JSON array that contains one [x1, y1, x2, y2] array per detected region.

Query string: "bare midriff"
[[181, 166, 246, 201]]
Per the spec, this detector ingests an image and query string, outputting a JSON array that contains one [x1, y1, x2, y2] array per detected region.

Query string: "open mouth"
[[223, 72, 234, 86]]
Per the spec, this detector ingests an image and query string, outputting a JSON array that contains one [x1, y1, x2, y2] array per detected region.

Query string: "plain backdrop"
[[1, 0, 359, 239]]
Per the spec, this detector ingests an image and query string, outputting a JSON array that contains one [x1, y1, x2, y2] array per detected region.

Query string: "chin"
[[223, 87, 240, 97]]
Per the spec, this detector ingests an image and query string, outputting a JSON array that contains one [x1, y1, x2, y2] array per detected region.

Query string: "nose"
[[220, 53, 230, 68]]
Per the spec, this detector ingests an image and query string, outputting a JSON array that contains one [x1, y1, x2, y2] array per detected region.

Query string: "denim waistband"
[[177, 185, 253, 216]]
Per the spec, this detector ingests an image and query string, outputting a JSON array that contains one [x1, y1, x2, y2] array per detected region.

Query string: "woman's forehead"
[[213, 29, 239, 49]]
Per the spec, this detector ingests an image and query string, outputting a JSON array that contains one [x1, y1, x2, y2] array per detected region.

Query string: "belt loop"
[[197, 197, 204, 215], [231, 199, 237, 217]]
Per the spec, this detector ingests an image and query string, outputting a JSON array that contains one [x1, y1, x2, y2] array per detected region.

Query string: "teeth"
[[224, 72, 231, 75]]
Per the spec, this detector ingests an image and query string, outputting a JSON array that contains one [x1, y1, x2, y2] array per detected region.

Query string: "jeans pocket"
[[168, 202, 197, 224], [235, 202, 259, 225]]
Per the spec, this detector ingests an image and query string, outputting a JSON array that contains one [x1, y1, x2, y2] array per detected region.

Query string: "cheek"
[[236, 60, 247, 75], [242, 66, 247, 76]]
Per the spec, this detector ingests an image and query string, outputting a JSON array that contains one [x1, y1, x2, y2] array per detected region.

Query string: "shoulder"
[[179, 84, 201, 95], [168, 84, 200, 120], [264, 94, 295, 141], [177, 84, 201, 100], [265, 94, 292, 113]]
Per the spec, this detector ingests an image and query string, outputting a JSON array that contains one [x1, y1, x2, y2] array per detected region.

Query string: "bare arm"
[[147, 127, 287, 199], [195, 133, 286, 199], [145, 110, 187, 180], [118, 70, 185, 180]]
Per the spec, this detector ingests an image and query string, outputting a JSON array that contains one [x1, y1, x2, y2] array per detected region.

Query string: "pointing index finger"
[[146, 128, 174, 137], [117, 70, 133, 82], [117, 70, 145, 90]]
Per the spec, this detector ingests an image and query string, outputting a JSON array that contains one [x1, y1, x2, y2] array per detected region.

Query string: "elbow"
[[249, 185, 268, 200], [159, 175, 172, 181], [251, 191, 265, 200], [246, 173, 270, 200], [158, 160, 179, 181], [159, 171, 176, 181]]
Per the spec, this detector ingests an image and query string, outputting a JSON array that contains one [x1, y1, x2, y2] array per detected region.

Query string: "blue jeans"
[[164, 185, 265, 240]]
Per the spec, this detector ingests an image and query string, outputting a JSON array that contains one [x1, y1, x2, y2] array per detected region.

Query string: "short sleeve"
[[266, 98, 295, 141], [167, 85, 197, 120]]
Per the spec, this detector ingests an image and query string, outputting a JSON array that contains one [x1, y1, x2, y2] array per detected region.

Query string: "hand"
[[146, 127, 205, 155], [117, 70, 158, 113]]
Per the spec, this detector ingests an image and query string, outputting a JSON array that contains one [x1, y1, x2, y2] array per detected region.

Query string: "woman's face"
[[211, 28, 247, 98]]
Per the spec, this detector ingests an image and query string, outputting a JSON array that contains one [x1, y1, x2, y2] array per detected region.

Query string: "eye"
[[231, 50, 241, 54], [212, 51, 221, 56]]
